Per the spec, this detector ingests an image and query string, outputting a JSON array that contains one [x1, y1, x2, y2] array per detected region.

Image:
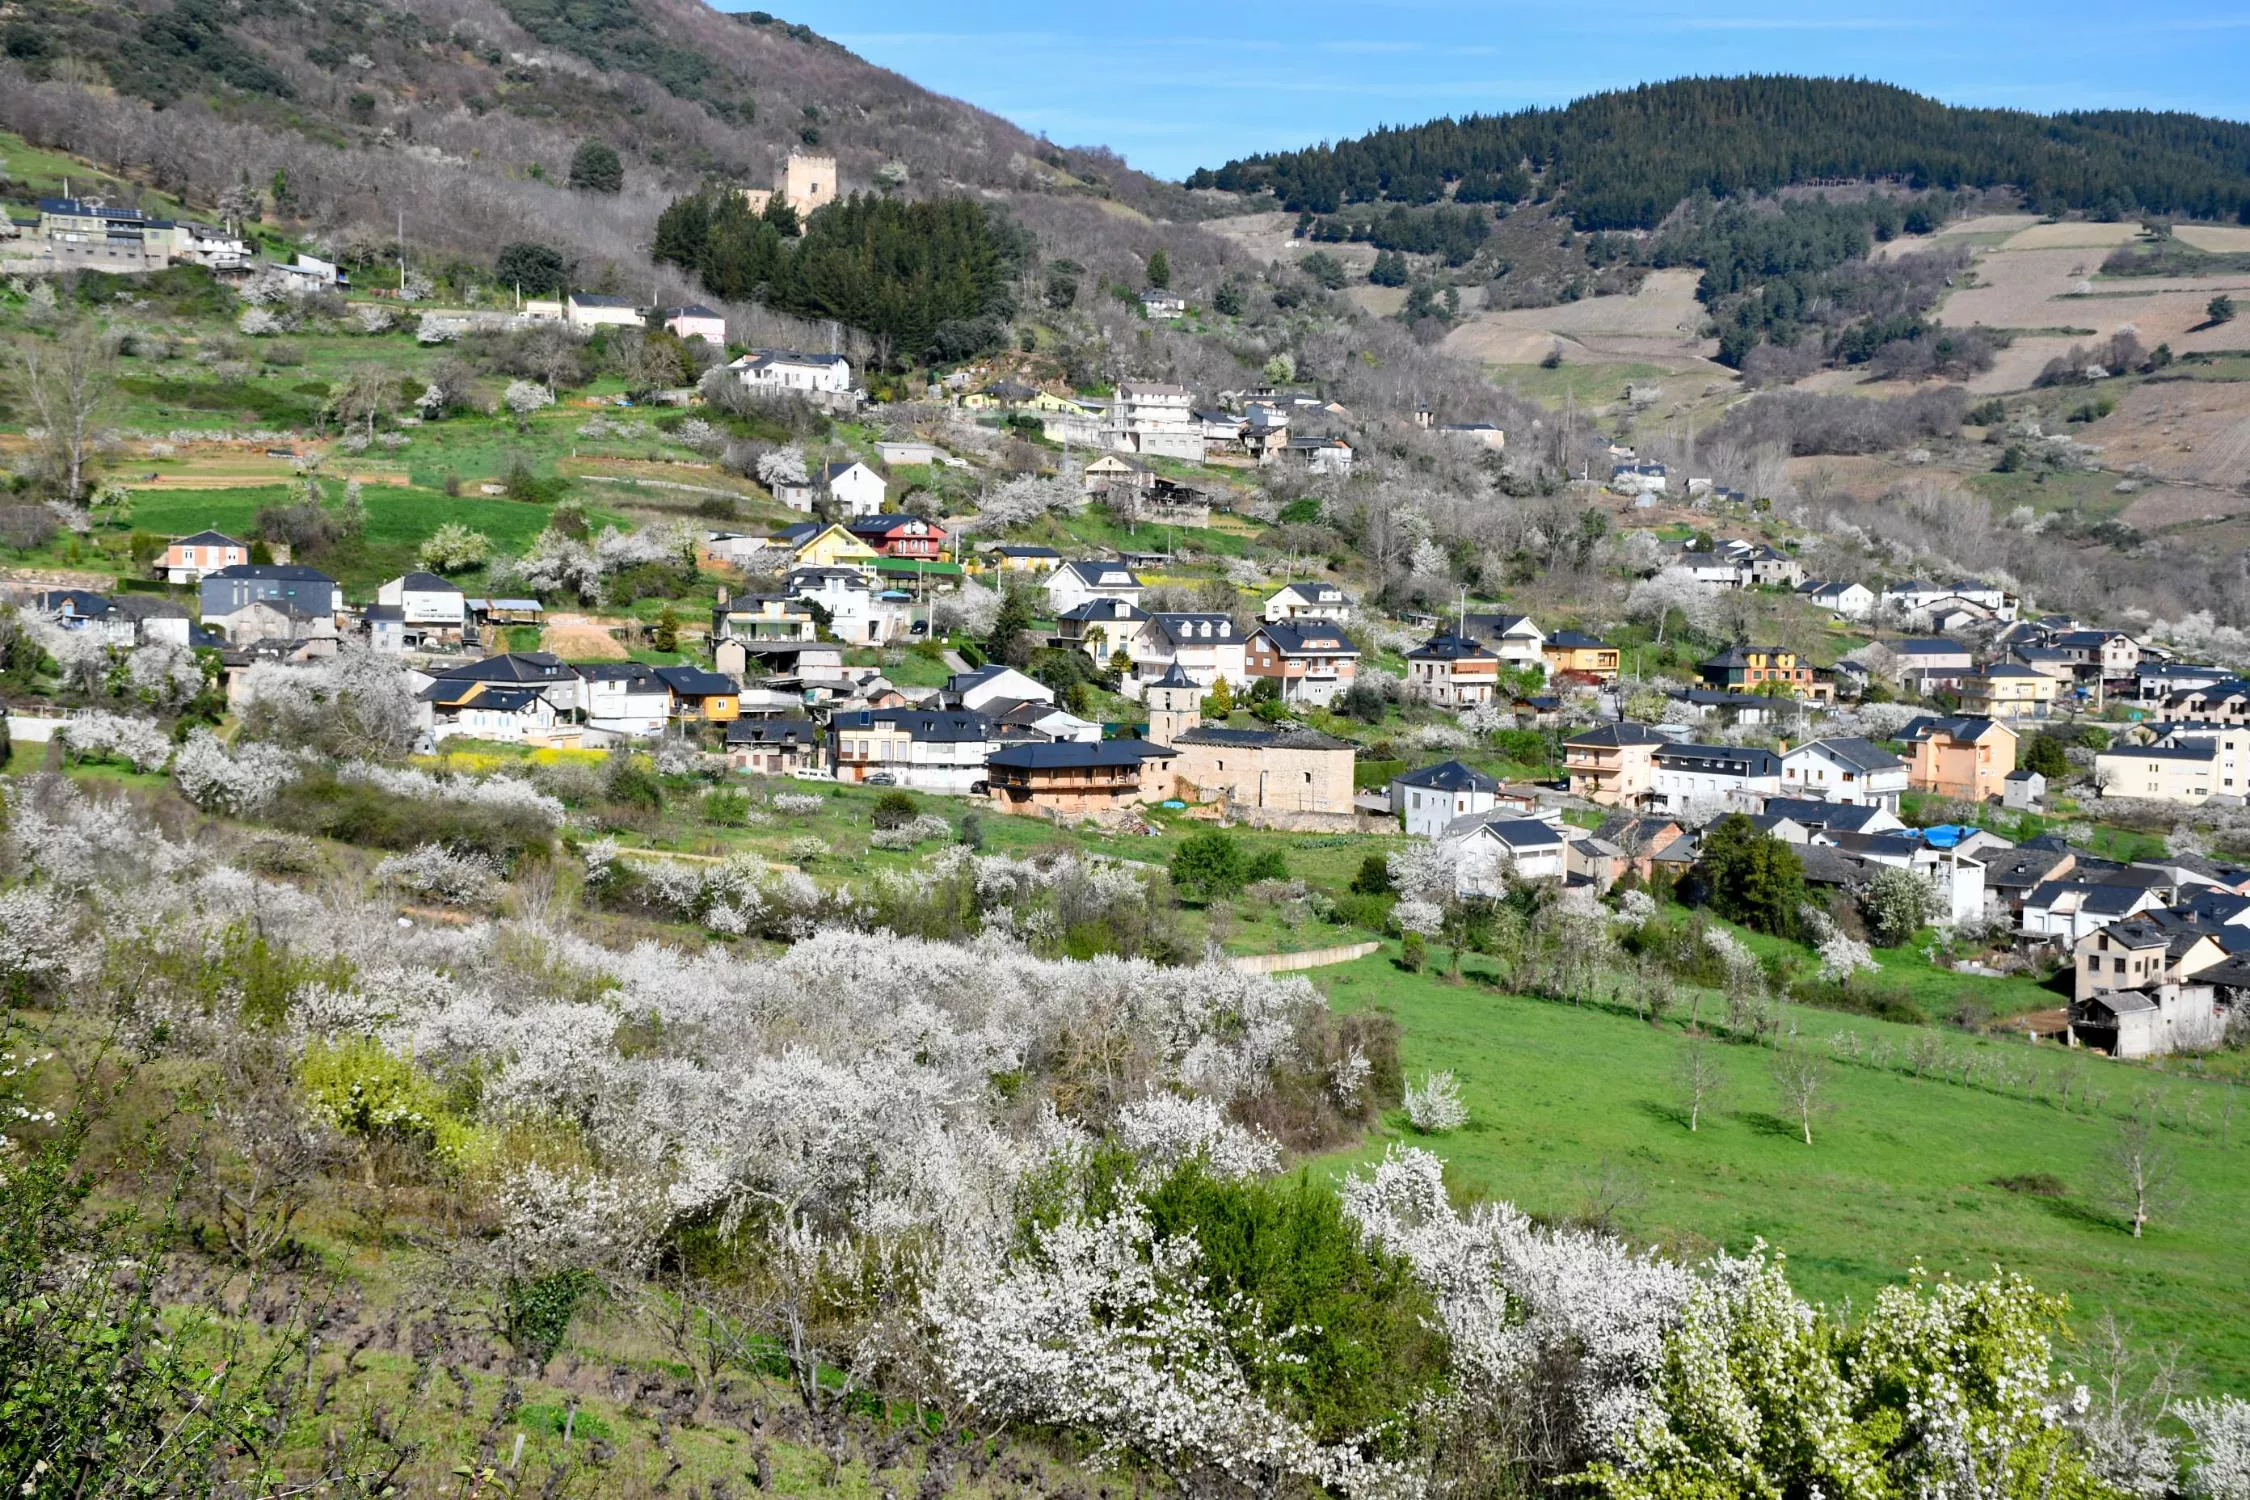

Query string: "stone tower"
[[782, 153, 839, 216], [1144, 662, 1203, 748]]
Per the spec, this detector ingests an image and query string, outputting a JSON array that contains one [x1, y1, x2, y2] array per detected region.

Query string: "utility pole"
[[397, 209, 405, 292]]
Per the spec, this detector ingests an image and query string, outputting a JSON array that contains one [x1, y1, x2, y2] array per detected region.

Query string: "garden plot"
[[2082, 380, 2250, 492], [1931, 245, 2250, 390], [1202, 210, 1381, 274], [2173, 224, 2250, 253], [1441, 268, 1713, 364]]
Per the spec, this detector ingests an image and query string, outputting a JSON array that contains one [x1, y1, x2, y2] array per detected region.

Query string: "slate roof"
[[831, 708, 990, 743], [1145, 613, 1238, 646], [173, 529, 245, 548], [392, 571, 461, 593], [988, 741, 1170, 770], [1788, 737, 1904, 773], [1406, 632, 1494, 661], [1254, 621, 1358, 655], [1655, 743, 1781, 776], [726, 718, 819, 747], [2110, 743, 2218, 762], [1443, 812, 1565, 848], [1395, 760, 1500, 794], [578, 663, 668, 690], [1757, 797, 1894, 833], [1565, 722, 1668, 748], [1149, 662, 1197, 690], [431, 652, 577, 683], [1545, 630, 1613, 650]]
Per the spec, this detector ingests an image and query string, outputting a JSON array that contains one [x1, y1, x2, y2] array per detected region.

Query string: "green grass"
[[1967, 467, 2132, 521], [1317, 948, 2250, 1393], [1489, 360, 1676, 409], [0, 130, 183, 216]]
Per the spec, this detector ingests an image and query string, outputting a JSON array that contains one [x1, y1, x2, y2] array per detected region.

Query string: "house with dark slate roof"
[[1392, 760, 1502, 838]]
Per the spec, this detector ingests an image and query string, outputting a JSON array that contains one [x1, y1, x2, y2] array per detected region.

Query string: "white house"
[[375, 572, 468, 638], [1126, 613, 1248, 699], [566, 292, 643, 329], [1141, 292, 1186, 320], [2023, 880, 2164, 948], [945, 664, 1053, 712], [421, 681, 565, 744], [1442, 814, 1568, 897], [831, 708, 993, 794], [1650, 743, 1783, 817], [1392, 760, 1501, 839], [578, 664, 674, 738], [1796, 579, 1876, 620], [1778, 737, 1909, 810], [1043, 560, 1146, 616], [1264, 581, 1353, 624], [1112, 380, 1203, 461], [786, 566, 911, 645], [1882, 579, 2016, 624], [733, 349, 854, 395], [817, 461, 887, 518], [1462, 613, 1548, 675], [660, 304, 726, 343]]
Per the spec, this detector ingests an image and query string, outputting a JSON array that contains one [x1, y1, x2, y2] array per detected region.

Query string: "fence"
[[1227, 941, 1381, 975]]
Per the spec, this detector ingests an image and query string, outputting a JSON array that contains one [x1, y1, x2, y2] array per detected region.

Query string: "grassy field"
[[1489, 360, 1678, 408], [1317, 946, 2250, 1393]]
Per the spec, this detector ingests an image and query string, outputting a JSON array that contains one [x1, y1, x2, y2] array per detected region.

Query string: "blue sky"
[[774, 1, 2250, 181]]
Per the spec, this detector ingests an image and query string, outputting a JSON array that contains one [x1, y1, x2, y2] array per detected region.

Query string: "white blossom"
[[171, 729, 303, 814], [1114, 1091, 1280, 1179], [1403, 1071, 1469, 1133]]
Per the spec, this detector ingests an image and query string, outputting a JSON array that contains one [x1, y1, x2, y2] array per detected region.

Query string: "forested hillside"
[[1192, 77, 2250, 229], [0, 0, 1218, 313]]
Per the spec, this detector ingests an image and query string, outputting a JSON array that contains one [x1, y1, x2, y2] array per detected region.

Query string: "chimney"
[[1777, 739, 1789, 754]]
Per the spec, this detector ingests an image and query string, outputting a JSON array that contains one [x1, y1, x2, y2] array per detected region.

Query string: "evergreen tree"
[[495, 241, 570, 296], [985, 585, 1035, 668], [1696, 814, 1806, 937], [568, 139, 624, 194], [1146, 247, 1171, 289]]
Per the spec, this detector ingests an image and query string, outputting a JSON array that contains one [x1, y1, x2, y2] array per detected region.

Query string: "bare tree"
[[12, 322, 114, 504], [334, 364, 401, 440], [1675, 1035, 1726, 1132], [1770, 1045, 1831, 1146], [2073, 1310, 2183, 1497], [2107, 1108, 2180, 1239]]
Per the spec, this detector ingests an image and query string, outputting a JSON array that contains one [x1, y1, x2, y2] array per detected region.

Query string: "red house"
[[845, 513, 946, 560]]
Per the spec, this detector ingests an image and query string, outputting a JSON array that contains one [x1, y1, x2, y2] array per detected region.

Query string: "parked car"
[[865, 772, 898, 786]]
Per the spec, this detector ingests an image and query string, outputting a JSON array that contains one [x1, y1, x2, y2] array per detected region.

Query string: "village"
[[10, 320, 2250, 1066]]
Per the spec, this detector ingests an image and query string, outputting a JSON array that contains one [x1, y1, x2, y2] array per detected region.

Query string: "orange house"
[[1903, 716, 2018, 801], [1543, 630, 1622, 681], [160, 529, 250, 584], [655, 665, 742, 723], [1563, 722, 1668, 806]]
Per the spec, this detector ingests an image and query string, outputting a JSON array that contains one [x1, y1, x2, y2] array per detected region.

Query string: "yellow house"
[[1543, 630, 1622, 681], [776, 522, 880, 571], [655, 665, 741, 723], [1959, 664, 2059, 720]]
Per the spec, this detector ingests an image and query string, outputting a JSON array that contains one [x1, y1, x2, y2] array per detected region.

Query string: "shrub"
[[374, 843, 504, 905], [871, 789, 918, 830], [1403, 1070, 1468, 1132], [1171, 830, 1249, 901]]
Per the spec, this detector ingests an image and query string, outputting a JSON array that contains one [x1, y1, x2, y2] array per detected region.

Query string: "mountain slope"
[[1192, 77, 2250, 230], [0, 0, 1212, 294]]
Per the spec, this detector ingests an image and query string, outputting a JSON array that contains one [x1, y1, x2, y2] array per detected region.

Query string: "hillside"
[[1192, 76, 2250, 230], [0, 0, 1218, 302]]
